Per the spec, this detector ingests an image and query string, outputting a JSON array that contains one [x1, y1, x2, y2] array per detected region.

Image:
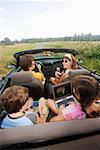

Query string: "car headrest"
[[10, 71, 44, 100], [68, 69, 90, 78], [61, 69, 90, 82]]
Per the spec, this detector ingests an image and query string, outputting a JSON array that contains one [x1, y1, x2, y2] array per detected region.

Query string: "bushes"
[[81, 44, 100, 74]]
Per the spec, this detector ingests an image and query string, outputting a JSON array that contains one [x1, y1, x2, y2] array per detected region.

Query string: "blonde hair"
[[71, 55, 78, 69], [63, 54, 78, 69]]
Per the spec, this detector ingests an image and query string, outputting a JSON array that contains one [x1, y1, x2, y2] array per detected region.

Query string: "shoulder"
[[62, 103, 86, 120], [33, 72, 44, 81], [1, 114, 35, 128], [65, 69, 71, 74], [26, 112, 38, 124]]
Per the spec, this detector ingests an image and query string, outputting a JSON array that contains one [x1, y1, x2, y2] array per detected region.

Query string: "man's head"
[[20, 55, 35, 71]]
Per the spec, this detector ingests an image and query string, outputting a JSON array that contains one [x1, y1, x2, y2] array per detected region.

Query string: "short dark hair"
[[1, 85, 29, 113], [20, 55, 35, 71], [72, 75, 99, 109]]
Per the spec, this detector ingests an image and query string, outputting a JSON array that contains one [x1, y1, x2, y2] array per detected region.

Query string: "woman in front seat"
[[50, 53, 78, 85]]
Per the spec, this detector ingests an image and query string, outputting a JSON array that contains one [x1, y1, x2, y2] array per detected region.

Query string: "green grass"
[[0, 41, 100, 77]]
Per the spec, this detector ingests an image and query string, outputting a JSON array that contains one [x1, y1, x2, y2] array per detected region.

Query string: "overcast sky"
[[0, 0, 100, 41]]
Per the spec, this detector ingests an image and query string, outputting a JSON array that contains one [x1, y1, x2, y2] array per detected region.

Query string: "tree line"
[[0, 33, 100, 45]]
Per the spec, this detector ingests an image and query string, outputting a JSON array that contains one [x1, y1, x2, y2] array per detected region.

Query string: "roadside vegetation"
[[0, 41, 100, 77]]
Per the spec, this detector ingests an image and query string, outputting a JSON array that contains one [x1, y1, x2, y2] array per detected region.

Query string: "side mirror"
[[7, 64, 15, 69]]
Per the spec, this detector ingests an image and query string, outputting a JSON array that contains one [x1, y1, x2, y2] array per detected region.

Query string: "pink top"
[[62, 102, 86, 120]]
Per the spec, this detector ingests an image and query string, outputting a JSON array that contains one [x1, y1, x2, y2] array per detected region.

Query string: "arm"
[[49, 104, 65, 122], [50, 113, 65, 122], [55, 71, 62, 79], [38, 103, 46, 123], [59, 72, 69, 83], [21, 97, 33, 112], [47, 99, 59, 115]]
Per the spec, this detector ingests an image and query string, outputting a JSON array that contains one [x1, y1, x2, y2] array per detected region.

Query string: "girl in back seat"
[[47, 75, 99, 122]]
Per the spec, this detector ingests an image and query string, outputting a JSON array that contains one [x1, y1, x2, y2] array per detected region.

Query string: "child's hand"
[[59, 104, 65, 113], [21, 97, 33, 112], [38, 103, 46, 123], [38, 103, 43, 114]]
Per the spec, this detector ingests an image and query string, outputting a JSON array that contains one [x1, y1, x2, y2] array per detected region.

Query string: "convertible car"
[[0, 48, 100, 149]]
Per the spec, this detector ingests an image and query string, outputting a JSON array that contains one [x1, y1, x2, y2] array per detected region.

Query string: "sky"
[[0, 0, 100, 41]]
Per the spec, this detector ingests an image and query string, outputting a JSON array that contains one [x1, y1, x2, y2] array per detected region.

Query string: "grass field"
[[0, 41, 100, 77]]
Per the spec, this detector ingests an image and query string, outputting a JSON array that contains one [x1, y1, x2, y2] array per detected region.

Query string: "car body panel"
[[0, 118, 100, 148]]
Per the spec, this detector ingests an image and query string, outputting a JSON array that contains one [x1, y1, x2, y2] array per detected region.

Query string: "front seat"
[[10, 71, 44, 101]]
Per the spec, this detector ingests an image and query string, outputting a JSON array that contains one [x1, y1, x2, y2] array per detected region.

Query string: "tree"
[[1, 37, 13, 45]]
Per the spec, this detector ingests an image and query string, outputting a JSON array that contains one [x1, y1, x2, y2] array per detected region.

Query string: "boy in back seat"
[[0, 85, 46, 128]]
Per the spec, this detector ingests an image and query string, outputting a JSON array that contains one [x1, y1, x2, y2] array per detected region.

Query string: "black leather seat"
[[62, 69, 90, 82], [10, 71, 44, 101]]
